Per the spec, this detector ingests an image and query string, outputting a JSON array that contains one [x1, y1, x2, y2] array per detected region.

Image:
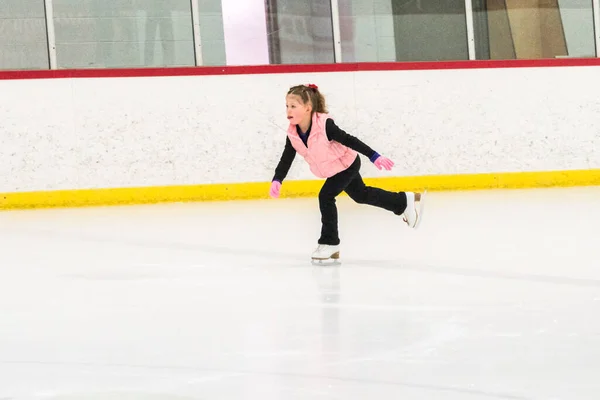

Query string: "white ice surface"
[[0, 187, 599, 400]]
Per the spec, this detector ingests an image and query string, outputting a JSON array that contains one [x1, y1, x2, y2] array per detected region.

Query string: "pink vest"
[[287, 112, 357, 178]]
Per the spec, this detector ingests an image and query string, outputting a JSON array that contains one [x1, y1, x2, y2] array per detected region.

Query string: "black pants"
[[318, 156, 407, 245]]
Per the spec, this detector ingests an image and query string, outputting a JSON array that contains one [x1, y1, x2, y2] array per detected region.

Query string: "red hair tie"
[[307, 83, 318, 90]]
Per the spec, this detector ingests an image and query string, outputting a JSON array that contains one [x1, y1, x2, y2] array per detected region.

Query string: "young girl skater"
[[269, 84, 424, 262]]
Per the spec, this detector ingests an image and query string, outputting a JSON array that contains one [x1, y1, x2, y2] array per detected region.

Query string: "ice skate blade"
[[311, 251, 339, 260], [311, 258, 341, 266], [311, 252, 340, 265]]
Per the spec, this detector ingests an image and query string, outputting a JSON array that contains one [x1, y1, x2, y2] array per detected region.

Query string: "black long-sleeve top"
[[272, 118, 380, 182]]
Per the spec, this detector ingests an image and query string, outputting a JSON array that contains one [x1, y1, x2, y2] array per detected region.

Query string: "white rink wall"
[[1, 66, 599, 193]]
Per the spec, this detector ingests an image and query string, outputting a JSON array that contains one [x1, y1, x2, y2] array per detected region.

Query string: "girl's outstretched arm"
[[272, 137, 297, 183], [325, 118, 381, 163]]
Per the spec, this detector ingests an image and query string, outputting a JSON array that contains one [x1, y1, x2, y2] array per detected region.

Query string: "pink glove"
[[269, 180, 281, 198], [374, 155, 394, 171]]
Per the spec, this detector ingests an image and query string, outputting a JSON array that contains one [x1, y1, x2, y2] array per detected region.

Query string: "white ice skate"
[[311, 244, 341, 265], [402, 190, 426, 229]]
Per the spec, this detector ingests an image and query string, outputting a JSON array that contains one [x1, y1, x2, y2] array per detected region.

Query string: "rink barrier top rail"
[[2, 58, 600, 80]]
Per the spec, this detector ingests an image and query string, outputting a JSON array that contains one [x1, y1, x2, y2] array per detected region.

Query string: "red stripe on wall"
[[2, 58, 600, 81]]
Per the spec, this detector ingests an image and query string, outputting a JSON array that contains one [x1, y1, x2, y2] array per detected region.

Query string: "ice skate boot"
[[311, 244, 341, 265], [402, 190, 426, 229]]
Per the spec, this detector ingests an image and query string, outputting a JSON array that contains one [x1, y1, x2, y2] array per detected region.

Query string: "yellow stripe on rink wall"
[[1, 169, 599, 210]]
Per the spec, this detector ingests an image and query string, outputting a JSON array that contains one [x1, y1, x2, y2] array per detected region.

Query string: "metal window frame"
[[190, 0, 204, 66], [44, 0, 57, 69], [593, 0, 600, 57], [330, 0, 343, 63], [464, 0, 476, 60]]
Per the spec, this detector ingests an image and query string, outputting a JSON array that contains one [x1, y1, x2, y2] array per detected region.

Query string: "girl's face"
[[285, 94, 311, 126]]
